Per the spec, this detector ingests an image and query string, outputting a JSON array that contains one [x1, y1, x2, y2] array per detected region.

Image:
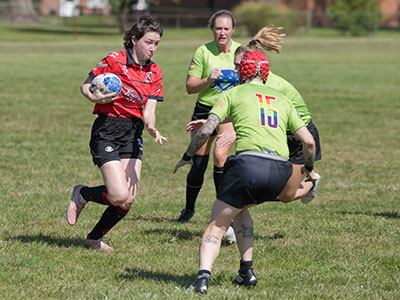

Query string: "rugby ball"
[[90, 73, 122, 94], [214, 69, 239, 84]]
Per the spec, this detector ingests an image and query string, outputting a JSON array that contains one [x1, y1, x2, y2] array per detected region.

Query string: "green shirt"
[[267, 71, 312, 125], [210, 81, 305, 158], [187, 40, 241, 107]]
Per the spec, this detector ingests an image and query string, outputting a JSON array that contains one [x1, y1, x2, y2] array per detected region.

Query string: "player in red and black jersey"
[[66, 15, 168, 251]]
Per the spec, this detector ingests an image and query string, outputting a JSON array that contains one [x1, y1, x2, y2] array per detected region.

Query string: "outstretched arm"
[[173, 114, 221, 173], [143, 99, 168, 145]]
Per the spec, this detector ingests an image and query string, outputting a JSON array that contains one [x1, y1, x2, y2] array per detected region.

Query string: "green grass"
[[0, 24, 399, 299]]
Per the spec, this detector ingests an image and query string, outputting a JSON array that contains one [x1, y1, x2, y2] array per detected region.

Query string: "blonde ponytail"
[[253, 26, 285, 53]]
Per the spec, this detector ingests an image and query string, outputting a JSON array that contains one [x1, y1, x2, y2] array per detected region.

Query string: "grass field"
[[0, 23, 399, 299]]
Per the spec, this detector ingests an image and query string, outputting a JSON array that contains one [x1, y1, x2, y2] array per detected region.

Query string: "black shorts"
[[89, 114, 144, 167], [217, 154, 293, 209], [287, 120, 321, 164], [191, 101, 217, 136]]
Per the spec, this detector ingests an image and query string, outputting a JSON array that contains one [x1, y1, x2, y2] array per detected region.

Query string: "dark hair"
[[208, 9, 236, 29], [123, 15, 163, 49]]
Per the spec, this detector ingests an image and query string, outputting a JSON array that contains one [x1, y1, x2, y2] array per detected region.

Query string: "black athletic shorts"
[[217, 153, 293, 209], [287, 120, 321, 164], [191, 101, 217, 136], [89, 114, 144, 167]]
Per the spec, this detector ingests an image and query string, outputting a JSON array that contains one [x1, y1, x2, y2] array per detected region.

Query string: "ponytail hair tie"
[[249, 40, 257, 45]]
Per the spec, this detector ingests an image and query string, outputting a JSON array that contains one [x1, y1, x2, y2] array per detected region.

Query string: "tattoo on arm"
[[203, 234, 220, 245], [237, 224, 254, 238], [186, 114, 221, 157]]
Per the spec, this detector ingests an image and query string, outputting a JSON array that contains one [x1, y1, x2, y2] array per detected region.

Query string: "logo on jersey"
[[104, 146, 114, 152], [93, 62, 108, 71], [109, 52, 119, 58], [214, 99, 224, 108], [189, 61, 195, 69], [145, 72, 152, 83], [124, 87, 146, 104]]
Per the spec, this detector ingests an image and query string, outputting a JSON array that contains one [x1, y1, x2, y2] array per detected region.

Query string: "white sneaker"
[[85, 237, 114, 251], [223, 226, 236, 244], [301, 173, 321, 204]]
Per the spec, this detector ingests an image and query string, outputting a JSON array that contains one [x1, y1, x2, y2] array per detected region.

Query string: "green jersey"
[[267, 71, 312, 125], [211, 81, 305, 159], [187, 40, 241, 107]]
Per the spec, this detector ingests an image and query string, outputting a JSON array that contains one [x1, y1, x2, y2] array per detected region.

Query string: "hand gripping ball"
[[214, 69, 239, 84]]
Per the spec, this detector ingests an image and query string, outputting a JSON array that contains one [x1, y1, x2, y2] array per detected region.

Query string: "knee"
[[108, 190, 129, 206], [204, 223, 226, 240], [279, 193, 295, 203], [187, 155, 209, 184], [123, 193, 137, 208]]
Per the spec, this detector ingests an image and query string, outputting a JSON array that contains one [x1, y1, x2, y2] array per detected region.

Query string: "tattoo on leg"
[[203, 234, 219, 245], [237, 225, 254, 238]]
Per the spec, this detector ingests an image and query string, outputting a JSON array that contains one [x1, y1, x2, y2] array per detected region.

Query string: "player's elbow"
[[186, 85, 197, 94]]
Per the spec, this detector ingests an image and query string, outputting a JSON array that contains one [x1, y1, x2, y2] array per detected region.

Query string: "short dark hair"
[[208, 9, 236, 29], [123, 15, 163, 49]]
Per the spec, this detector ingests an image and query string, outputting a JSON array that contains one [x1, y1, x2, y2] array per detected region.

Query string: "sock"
[[185, 154, 209, 211], [197, 269, 211, 281], [240, 260, 253, 272], [87, 205, 130, 240], [213, 165, 224, 194], [80, 185, 111, 205]]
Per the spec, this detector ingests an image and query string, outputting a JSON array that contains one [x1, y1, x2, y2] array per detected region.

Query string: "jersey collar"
[[127, 48, 153, 66], [212, 40, 235, 54], [248, 80, 265, 87]]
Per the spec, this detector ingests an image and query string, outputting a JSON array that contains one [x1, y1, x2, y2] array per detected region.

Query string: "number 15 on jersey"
[[256, 94, 278, 128]]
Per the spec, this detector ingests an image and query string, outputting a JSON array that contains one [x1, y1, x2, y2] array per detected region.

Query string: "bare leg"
[[213, 122, 235, 167], [232, 209, 253, 261], [199, 199, 242, 271], [279, 163, 313, 203]]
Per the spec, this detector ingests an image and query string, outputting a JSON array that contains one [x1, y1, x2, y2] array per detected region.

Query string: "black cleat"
[[192, 276, 209, 294], [176, 209, 194, 223], [232, 269, 258, 287]]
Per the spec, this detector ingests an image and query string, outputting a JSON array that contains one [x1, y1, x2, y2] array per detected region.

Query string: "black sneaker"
[[176, 208, 194, 222], [232, 269, 258, 286], [192, 276, 209, 294]]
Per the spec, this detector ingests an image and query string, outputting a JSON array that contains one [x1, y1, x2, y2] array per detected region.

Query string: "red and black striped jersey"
[[89, 49, 163, 118]]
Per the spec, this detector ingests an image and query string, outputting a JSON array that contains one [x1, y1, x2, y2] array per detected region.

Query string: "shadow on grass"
[[254, 232, 285, 241], [118, 267, 193, 288], [142, 227, 202, 241], [6, 233, 85, 248], [339, 211, 400, 219], [129, 215, 177, 223], [140, 227, 284, 242]]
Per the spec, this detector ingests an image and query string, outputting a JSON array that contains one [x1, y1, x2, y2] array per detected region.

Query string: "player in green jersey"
[[176, 10, 241, 223], [173, 50, 319, 293], [236, 27, 321, 202]]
